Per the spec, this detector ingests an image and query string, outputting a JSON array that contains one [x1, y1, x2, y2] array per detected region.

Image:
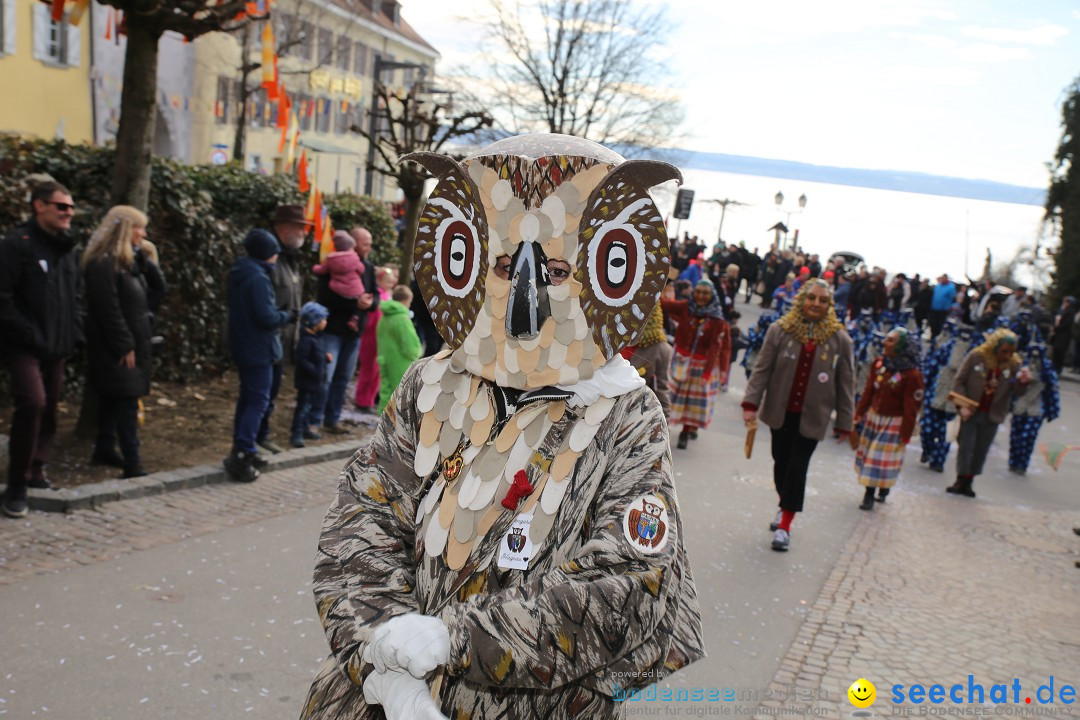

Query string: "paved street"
[[2, 299, 1079, 719]]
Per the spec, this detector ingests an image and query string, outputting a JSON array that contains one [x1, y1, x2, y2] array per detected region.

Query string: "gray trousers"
[[956, 412, 999, 477], [627, 341, 673, 420]]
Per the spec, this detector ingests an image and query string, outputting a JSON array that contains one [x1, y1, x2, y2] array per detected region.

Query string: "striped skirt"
[[669, 354, 720, 429], [854, 410, 906, 488]]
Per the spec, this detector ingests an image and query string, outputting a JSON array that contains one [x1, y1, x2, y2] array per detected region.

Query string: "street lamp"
[[364, 58, 429, 197], [773, 191, 808, 251]]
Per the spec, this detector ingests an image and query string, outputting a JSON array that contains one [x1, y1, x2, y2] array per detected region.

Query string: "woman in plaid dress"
[[662, 279, 731, 449], [854, 327, 925, 510]]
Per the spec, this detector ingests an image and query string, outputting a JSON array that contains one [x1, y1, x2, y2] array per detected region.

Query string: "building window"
[[1, 0, 16, 56], [353, 41, 368, 75], [298, 93, 312, 132], [274, 12, 292, 56], [336, 35, 351, 72], [334, 100, 350, 135], [32, 4, 79, 67], [318, 27, 332, 65], [215, 76, 231, 125], [251, 86, 268, 128], [403, 66, 414, 87], [315, 97, 331, 134], [298, 20, 313, 60]]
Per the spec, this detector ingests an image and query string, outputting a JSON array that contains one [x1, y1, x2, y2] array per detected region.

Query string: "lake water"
[[655, 168, 1050, 287]]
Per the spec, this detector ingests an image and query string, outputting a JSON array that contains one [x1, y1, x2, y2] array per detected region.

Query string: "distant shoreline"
[[665, 149, 1046, 207]]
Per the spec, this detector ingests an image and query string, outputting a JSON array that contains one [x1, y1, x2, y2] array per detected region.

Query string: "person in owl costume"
[[299, 134, 704, 720], [1007, 340, 1060, 475]]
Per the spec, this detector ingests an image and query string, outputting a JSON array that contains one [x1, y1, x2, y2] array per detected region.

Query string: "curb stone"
[[1, 439, 361, 513]]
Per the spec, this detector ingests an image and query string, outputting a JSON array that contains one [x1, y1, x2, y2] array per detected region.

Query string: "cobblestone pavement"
[[0, 457, 347, 587], [752, 495, 1080, 720]]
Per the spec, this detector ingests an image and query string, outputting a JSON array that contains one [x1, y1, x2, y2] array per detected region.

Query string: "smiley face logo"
[[848, 678, 876, 708]]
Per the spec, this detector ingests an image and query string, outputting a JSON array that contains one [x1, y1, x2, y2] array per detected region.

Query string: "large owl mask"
[[403, 133, 680, 391]]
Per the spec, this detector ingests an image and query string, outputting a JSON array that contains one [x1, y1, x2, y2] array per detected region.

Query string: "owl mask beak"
[[505, 242, 551, 340]]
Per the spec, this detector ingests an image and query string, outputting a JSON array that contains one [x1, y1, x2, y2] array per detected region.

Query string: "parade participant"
[[853, 327, 924, 509], [0, 181, 81, 518], [948, 328, 1031, 497], [82, 206, 165, 479], [623, 299, 674, 419], [918, 322, 973, 473], [223, 230, 293, 483], [742, 280, 856, 551], [299, 134, 703, 720], [254, 205, 313, 455], [662, 278, 731, 449], [1008, 341, 1060, 475]]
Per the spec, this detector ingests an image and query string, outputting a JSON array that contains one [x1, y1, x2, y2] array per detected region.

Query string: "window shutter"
[[66, 21, 79, 66], [32, 3, 49, 61], [2, 0, 16, 56]]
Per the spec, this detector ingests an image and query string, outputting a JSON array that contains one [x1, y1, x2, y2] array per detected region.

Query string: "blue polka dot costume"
[[1007, 340, 1060, 473], [919, 322, 975, 471], [741, 299, 786, 378], [853, 310, 885, 406]]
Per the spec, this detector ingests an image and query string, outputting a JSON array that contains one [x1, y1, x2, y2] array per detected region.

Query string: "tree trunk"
[[399, 189, 424, 287], [232, 24, 253, 163], [110, 19, 162, 210]]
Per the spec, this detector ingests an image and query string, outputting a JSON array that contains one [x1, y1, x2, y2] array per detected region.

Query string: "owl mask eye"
[[430, 203, 482, 298]]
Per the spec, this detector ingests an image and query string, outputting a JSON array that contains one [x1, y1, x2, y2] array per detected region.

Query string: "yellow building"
[[190, 0, 438, 201], [0, 0, 94, 144]]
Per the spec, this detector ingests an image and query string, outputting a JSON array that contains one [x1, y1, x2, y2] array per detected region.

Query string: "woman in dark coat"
[[82, 205, 164, 478]]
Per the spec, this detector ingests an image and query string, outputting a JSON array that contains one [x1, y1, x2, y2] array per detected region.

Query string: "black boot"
[[223, 450, 260, 483], [91, 447, 125, 468], [876, 488, 890, 503], [859, 487, 876, 510], [960, 476, 976, 498], [123, 464, 149, 479], [676, 431, 689, 449], [946, 478, 964, 494]]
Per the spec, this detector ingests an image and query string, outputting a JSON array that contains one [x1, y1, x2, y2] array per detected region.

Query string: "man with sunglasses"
[[0, 180, 82, 518]]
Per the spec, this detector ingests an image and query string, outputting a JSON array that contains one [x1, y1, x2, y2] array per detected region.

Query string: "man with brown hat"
[[255, 204, 313, 454]]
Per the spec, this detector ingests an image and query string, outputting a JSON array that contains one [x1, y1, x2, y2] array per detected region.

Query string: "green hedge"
[[0, 135, 398, 390]]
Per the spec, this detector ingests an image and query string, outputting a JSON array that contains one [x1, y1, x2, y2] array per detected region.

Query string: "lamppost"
[[774, 191, 808, 251], [364, 57, 429, 197]]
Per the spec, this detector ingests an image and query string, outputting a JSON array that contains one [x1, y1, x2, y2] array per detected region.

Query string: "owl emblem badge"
[[506, 527, 527, 553], [623, 495, 671, 554]]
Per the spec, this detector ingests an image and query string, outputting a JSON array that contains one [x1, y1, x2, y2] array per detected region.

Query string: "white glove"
[[363, 669, 448, 720], [363, 613, 451, 678]]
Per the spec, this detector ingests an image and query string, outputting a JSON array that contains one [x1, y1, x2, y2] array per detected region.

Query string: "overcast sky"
[[400, 0, 1080, 190]]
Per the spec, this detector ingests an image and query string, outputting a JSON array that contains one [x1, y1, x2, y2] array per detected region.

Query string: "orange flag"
[[297, 151, 310, 193], [277, 123, 288, 153], [305, 186, 317, 226], [104, 8, 113, 40], [51, 0, 66, 22], [312, 188, 324, 244], [68, 0, 90, 25], [260, 22, 275, 88], [276, 92, 289, 129]]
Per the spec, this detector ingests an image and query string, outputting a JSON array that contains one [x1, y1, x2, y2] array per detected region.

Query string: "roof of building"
[[329, 0, 437, 55]]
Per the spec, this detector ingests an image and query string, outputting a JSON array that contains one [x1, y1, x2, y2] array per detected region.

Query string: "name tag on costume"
[[497, 513, 534, 570]]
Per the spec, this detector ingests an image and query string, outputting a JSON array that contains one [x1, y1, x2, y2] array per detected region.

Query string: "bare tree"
[[457, 0, 683, 153], [99, 1, 255, 209], [352, 82, 492, 286]]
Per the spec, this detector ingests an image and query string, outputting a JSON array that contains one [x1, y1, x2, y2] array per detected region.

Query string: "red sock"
[[778, 510, 795, 532]]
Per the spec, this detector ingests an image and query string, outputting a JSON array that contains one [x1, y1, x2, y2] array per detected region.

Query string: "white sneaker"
[[769, 510, 783, 531], [771, 528, 790, 552]]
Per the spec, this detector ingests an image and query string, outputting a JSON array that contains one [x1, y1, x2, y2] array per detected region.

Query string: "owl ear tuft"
[[606, 159, 683, 191], [399, 151, 464, 178]]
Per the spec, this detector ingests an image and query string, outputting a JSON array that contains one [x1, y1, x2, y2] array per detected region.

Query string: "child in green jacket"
[[375, 285, 422, 414]]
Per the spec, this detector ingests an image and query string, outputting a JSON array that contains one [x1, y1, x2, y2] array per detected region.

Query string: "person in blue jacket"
[[225, 229, 294, 482]]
